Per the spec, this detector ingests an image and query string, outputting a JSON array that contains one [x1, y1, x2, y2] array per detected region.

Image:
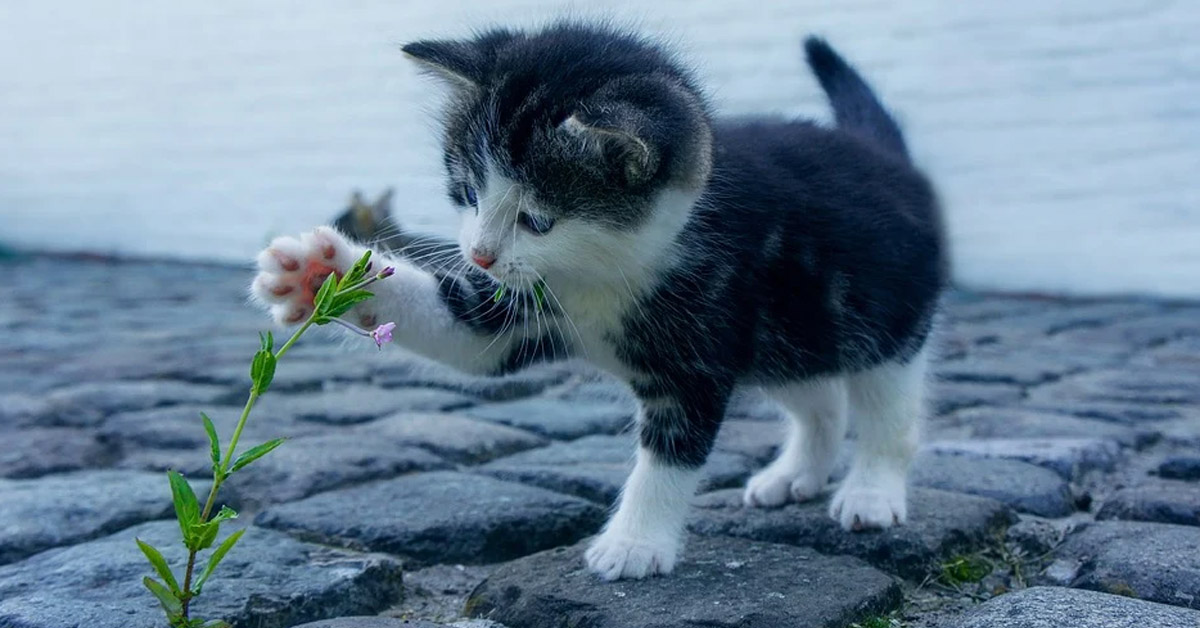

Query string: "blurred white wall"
[[1, 1, 1197, 296]]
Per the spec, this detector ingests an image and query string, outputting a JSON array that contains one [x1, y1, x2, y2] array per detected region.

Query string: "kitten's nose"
[[471, 248, 496, 270]]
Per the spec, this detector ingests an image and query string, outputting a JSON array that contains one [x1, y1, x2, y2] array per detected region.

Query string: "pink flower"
[[371, 322, 396, 349]]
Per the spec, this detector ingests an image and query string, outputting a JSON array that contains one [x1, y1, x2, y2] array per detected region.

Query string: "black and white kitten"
[[251, 23, 945, 580]]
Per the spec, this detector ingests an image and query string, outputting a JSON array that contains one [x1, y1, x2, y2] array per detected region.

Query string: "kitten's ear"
[[349, 190, 366, 206], [375, 187, 394, 209], [372, 188, 394, 221], [562, 110, 659, 187], [402, 39, 482, 88], [402, 30, 516, 89]]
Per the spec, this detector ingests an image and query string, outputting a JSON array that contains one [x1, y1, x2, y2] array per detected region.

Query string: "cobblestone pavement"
[[2, 254, 1199, 628]]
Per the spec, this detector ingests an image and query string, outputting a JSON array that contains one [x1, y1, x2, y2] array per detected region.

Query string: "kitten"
[[332, 188, 460, 272], [251, 23, 946, 581]]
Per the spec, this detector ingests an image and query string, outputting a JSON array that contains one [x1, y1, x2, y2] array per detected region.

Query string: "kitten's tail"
[[804, 37, 909, 160]]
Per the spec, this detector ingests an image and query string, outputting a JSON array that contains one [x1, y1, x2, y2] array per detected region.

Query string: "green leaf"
[[194, 528, 245, 595], [313, 272, 339, 315], [249, 349, 277, 394], [259, 330, 274, 353], [230, 438, 285, 472], [167, 471, 200, 540], [339, 250, 373, 289], [191, 520, 221, 550], [323, 289, 373, 319], [136, 538, 181, 596], [189, 506, 239, 550], [200, 412, 220, 469], [492, 284, 505, 303], [532, 281, 546, 312], [144, 576, 182, 616], [211, 505, 238, 524]]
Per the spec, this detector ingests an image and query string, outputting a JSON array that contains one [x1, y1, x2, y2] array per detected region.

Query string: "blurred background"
[[1, 0, 1197, 296]]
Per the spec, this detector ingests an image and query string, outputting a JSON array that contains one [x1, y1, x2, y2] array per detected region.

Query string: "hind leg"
[[831, 347, 928, 530], [743, 377, 848, 507]]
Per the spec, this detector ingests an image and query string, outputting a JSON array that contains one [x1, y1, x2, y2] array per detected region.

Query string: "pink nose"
[[472, 251, 496, 269]]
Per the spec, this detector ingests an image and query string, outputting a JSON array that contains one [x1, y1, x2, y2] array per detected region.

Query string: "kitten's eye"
[[517, 211, 555, 235], [462, 184, 478, 208]]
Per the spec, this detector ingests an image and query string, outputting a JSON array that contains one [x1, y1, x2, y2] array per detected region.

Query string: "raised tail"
[[804, 36, 909, 160]]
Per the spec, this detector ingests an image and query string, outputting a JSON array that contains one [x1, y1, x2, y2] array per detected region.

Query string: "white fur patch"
[[585, 446, 701, 580], [744, 377, 849, 507], [831, 347, 929, 530]]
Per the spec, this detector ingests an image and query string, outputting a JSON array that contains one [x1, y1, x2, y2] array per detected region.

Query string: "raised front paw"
[[584, 531, 679, 581], [251, 226, 374, 326]]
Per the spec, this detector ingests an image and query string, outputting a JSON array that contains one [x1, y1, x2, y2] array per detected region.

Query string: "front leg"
[[250, 227, 564, 375], [585, 388, 726, 580]]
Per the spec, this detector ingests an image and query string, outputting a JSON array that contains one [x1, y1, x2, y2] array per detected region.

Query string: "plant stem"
[[178, 316, 314, 620]]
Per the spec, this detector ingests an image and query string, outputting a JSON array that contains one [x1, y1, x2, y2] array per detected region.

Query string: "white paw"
[[829, 479, 907, 531], [789, 473, 825, 503], [250, 227, 375, 327], [584, 531, 679, 581], [744, 466, 824, 507]]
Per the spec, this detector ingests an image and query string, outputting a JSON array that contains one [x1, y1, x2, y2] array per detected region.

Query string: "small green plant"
[[939, 554, 993, 588], [136, 251, 394, 627], [492, 279, 547, 310], [851, 615, 902, 628]]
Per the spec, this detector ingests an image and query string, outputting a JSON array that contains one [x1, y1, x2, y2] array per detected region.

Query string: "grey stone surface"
[[713, 419, 781, 464], [182, 356, 374, 391], [0, 470, 174, 565], [0, 428, 113, 478], [32, 380, 231, 427], [99, 404, 321, 451], [375, 361, 571, 402], [347, 413, 546, 463], [949, 586, 1200, 628], [477, 434, 754, 505], [463, 396, 633, 439], [0, 394, 52, 427], [1035, 367, 1200, 407], [937, 348, 1077, 386], [270, 385, 476, 425], [926, 437, 1122, 479], [931, 380, 1024, 415], [256, 472, 605, 565], [466, 536, 901, 628], [0, 520, 403, 628], [1160, 456, 1200, 481], [1057, 310, 1200, 352], [911, 452, 1074, 517], [4, 256, 1199, 627], [1022, 398, 1189, 425], [389, 563, 496, 624], [1052, 521, 1200, 609], [949, 407, 1158, 449], [295, 620, 442, 628], [226, 433, 451, 507], [1005, 518, 1064, 556], [688, 488, 1016, 578], [1096, 483, 1200, 527]]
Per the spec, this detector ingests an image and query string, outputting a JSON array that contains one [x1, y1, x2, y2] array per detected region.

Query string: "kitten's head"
[[332, 188, 396, 245], [403, 22, 712, 289]]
